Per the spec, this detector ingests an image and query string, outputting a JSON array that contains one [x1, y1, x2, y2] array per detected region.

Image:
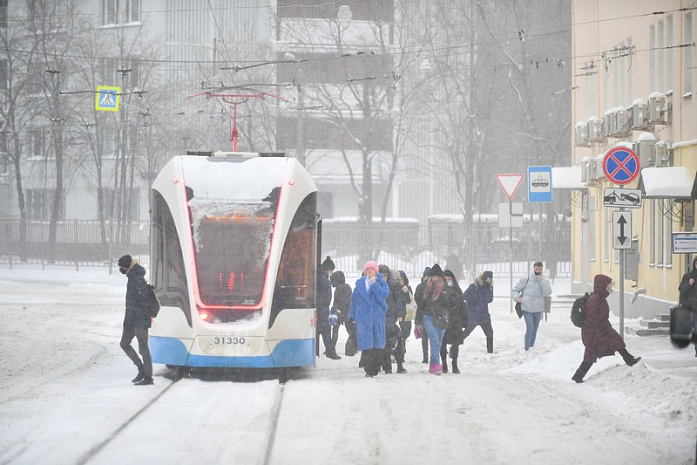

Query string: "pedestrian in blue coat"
[[349, 260, 390, 377]]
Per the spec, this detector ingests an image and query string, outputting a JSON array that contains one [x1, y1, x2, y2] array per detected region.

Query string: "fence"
[[0, 217, 570, 279], [0, 219, 149, 268]]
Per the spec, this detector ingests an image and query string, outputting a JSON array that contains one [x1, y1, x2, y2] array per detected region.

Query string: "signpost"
[[527, 166, 553, 203], [603, 187, 642, 208], [603, 146, 640, 338], [672, 232, 697, 254], [496, 173, 525, 315], [612, 211, 632, 250], [95, 86, 120, 112]]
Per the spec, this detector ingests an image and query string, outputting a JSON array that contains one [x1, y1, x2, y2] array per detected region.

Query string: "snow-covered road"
[[1, 267, 695, 465]]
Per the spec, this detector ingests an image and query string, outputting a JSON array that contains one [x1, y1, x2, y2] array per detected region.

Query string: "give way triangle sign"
[[496, 173, 525, 200]]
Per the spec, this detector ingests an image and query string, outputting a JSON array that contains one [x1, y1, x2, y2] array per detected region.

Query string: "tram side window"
[[151, 191, 190, 323], [270, 193, 318, 326]]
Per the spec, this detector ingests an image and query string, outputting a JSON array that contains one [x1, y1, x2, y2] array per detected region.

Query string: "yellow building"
[[570, 1, 697, 318]]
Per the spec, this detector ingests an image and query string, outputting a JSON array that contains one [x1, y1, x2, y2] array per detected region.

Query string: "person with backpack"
[[572, 274, 641, 383], [117, 254, 154, 386]]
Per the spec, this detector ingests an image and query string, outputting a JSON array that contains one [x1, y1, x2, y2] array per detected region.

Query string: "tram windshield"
[[183, 157, 283, 307]]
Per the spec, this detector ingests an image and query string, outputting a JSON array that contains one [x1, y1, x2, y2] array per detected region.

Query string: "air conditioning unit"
[[615, 106, 631, 137], [575, 121, 589, 147], [654, 140, 673, 167], [648, 92, 668, 124], [635, 132, 656, 167], [581, 157, 590, 182], [594, 155, 605, 180], [587, 116, 604, 143], [631, 99, 649, 130], [602, 109, 616, 138]]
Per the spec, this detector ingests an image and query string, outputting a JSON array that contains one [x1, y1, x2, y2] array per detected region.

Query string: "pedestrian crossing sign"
[[95, 86, 120, 112]]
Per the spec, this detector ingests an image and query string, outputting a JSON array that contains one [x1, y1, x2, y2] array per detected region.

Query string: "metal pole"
[[509, 200, 513, 314], [619, 247, 625, 338]]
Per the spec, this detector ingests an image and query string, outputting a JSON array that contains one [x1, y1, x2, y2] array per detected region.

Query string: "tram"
[[148, 152, 318, 368]]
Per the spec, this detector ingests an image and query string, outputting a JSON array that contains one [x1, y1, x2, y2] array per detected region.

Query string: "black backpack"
[[146, 284, 161, 318], [570, 292, 591, 328]]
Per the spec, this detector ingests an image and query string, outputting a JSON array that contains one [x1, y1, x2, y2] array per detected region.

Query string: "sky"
[[0, 265, 695, 465]]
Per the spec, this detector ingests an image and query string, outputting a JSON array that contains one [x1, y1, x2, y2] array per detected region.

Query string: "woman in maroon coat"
[[572, 274, 641, 383]]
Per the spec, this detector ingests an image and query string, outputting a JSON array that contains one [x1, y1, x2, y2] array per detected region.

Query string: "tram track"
[[72, 370, 291, 465], [76, 377, 180, 465]]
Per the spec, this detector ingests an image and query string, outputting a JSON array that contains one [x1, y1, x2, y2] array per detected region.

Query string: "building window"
[[26, 189, 61, 220], [102, 57, 140, 88], [101, 0, 141, 26], [0, 0, 7, 28], [27, 129, 45, 158]]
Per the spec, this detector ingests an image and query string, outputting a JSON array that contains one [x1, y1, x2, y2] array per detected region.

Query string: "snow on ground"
[[0, 265, 695, 465]]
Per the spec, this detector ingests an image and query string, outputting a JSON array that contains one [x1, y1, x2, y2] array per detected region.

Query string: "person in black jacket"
[[330, 270, 353, 353], [440, 269, 467, 374], [118, 254, 154, 386], [677, 256, 697, 357], [380, 268, 407, 374], [318, 256, 341, 360]]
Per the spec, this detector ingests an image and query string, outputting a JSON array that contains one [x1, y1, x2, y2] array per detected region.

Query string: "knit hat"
[[483, 270, 493, 281], [429, 264, 443, 277], [117, 254, 132, 268], [364, 260, 378, 274], [422, 267, 431, 277], [321, 256, 335, 271]]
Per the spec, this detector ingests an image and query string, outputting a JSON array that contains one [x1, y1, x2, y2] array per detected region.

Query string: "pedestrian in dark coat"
[[318, 257, 341, 360], [118, 254, 154, 386], [349, 260, 389, 377], [397, 270, 414, 342], [572, 274, 641, 383], [380, 269, 407, 374], [330, 270, 353, 353], [462, 270, 494, 354], [440, 269, 467, 374], [677, 257, 697, 356]]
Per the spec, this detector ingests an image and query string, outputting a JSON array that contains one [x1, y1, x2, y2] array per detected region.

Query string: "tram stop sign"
[[602, 147, 640, 185]]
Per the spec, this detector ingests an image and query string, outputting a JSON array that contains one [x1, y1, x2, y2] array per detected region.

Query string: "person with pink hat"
[[348, 260, 390, 377]]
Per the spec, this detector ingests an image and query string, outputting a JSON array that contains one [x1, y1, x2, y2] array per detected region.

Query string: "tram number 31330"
[[214, 336, 246, 345]]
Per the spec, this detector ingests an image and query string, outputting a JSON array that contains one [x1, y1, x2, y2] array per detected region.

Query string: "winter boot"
[[132, 365, 145, 384], [571, 361, 593, 383], [451, 359, 460, 374], [618, 348, 641, 366], [441, 350, 449, 373], [396, 362, 407, 374], [429, 363, 443, 375], [134, 376, 154, 386]]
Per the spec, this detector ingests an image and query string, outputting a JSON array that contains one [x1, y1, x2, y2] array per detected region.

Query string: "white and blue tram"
[[149, 152, 318, 368]]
